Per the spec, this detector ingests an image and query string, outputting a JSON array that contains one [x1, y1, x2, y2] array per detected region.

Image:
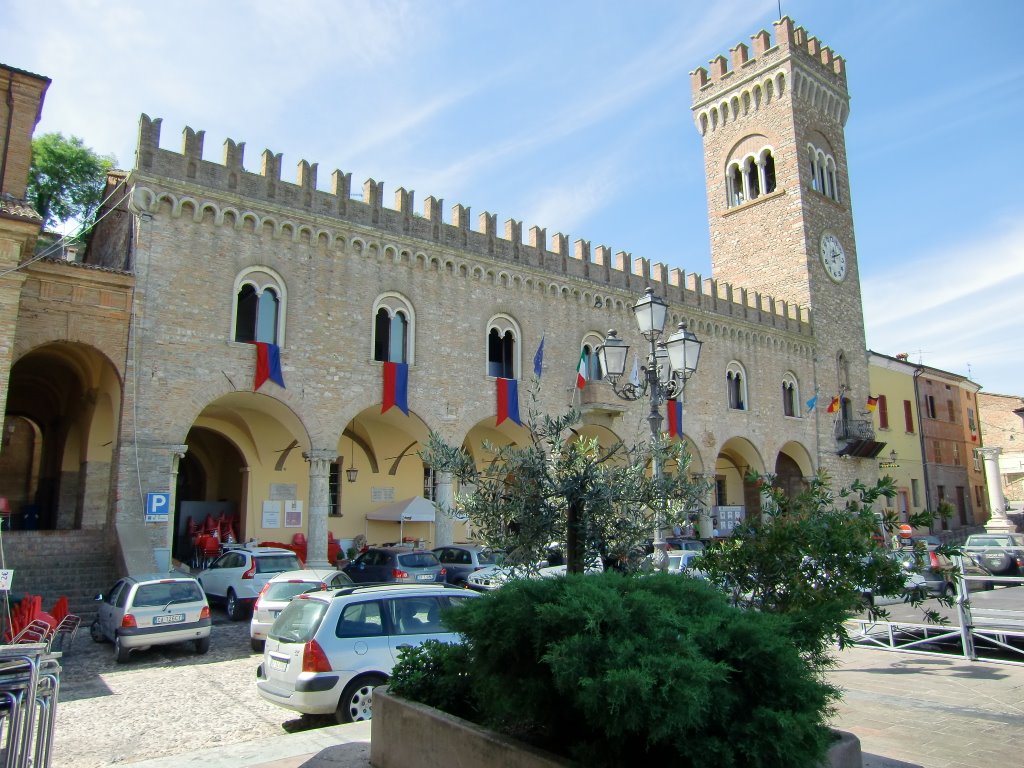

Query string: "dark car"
[[432, 545, 504, 586], [894, 548, 994, 596], [342, 547, 447, 584]]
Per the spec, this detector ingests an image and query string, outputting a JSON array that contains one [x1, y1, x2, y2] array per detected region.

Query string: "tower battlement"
[[133, 114, 812, 336], [690, 16, 846, 104]]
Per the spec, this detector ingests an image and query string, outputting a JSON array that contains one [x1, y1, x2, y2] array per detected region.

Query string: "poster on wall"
[[284, 500, 303, 528], [262, 501, 281, 529]]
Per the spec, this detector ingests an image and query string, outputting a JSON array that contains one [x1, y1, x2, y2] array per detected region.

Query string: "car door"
[[344, 551, 375, 583], [202, 551, 243, 598], [96, 580, 127, 641], [330, 599, 394, 672]]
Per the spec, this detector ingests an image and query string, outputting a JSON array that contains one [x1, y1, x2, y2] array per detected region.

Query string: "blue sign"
[[146, 492, 171, 523]]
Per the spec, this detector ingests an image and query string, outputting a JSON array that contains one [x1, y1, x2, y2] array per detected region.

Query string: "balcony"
[[835, 419, 887, 459], [579, 382, 629, 416]]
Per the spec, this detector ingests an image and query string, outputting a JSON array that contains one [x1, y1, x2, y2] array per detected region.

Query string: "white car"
[[197, 546, 303, 620], [250, 569, 354, 652], [91, 574, 211, 663], [256, 583, 476, 722], [667, 550, 707, 578]]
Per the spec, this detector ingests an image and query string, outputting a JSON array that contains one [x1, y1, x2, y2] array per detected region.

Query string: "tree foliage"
[[421, 384, 710, 574], [694, 470, 948, 665], [390, 573, 838, 768], [27, 132, 115, 230]]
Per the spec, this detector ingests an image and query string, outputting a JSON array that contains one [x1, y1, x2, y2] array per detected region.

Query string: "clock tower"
[[690, 17, 879, 474]]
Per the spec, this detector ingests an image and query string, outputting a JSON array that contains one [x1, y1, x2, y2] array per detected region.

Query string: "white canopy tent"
[[364, 497, 437, 546]]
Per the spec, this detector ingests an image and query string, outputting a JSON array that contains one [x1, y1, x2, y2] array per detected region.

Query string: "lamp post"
[[597, 287, 702, 571]]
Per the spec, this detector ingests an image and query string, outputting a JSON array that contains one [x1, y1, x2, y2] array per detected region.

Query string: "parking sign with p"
[[146, 492, 170, 523]]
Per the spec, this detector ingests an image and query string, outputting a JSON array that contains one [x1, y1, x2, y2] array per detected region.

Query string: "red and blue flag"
[[382, 362, 409, 415], [495, 377, 521, 426], [666, 398, 683, 439], [251, 342, 285, 390]]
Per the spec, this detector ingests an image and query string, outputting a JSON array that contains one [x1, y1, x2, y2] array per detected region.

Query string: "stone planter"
[[370, 687, 862, 768]]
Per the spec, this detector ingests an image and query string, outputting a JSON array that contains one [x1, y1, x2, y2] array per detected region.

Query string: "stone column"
[[304, 449, 336, 567], [166, 445, 188, 567], [978, 447, 1013, 534], [434, 470, 455, 547], [698, 474, 716, 539]]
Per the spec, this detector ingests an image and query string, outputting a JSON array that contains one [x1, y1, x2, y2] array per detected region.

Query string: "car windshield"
[[477, 550, 503, 566], [256, 554, 303, 573], [133, 581, 204, 607], [971, 537, 1009, 547], [397, 553, 439, 568], [268, 597, 328, 644], [263, 581, 324, 602]]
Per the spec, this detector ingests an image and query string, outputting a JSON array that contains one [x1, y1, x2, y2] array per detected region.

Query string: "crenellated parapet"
[[690, 16, 849, 133], [130, 113, 812, 337]]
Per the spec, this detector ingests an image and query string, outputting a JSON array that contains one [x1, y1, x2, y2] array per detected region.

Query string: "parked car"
[[90, 574, 211, 663], [197, 546, 304, 620], [341, 547, 446, 585], [256, 583, 476, 722], [893, 548, 994, 596], [432, 545, 503, 586], [963, 534, 1024, 577], [665, 538, 706, 552], [250, 569, 354, 652], [667, 549, 707, 578], [860, 554, 929, 608]]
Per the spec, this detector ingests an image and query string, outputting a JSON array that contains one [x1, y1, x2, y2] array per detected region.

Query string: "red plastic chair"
[[201, 535, 221, 567], [292, 532, 307, 547]]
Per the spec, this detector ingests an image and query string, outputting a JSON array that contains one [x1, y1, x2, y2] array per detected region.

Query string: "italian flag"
[[576, 349, 587, 389]]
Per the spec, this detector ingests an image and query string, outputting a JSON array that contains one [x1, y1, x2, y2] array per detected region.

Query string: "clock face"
[[820, 232, 847, 282]]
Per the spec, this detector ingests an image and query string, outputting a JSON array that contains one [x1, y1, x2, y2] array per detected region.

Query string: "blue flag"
[[806, 394, 818, 413], [533, 335, 545, 378]]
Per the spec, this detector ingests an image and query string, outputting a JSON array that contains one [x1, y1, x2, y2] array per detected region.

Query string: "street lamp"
[[596, 287, 703, 571]]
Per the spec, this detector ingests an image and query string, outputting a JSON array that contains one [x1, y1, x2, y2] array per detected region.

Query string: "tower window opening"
[[763, 153, 776, 193]]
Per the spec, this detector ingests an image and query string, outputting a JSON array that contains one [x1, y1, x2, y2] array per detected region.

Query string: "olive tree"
[[421, 386, 709, 575]]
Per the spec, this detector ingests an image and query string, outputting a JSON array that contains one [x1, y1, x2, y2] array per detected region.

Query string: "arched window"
[[725, 146, 776, 209], [486, 315, 520, 379], [581, 333, 605, 382], [726, 361, 747, 411], [782, 372, 800, 418], [372, 293, 415, 364], [807, 142, 840, 202], [233, 267, 286, 345]]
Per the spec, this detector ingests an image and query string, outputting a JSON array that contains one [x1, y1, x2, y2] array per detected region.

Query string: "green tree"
[[421, 384, 709, 575], [26, 132, 115, 230], [694, 470, 948, 666]]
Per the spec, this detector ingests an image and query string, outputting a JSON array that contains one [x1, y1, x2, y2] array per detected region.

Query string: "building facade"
[[3, 18, 902, 575], [977, 392, 1024, 517]]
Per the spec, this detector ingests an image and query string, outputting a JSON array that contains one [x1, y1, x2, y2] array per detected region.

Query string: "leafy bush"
[[389, 572, 837, 768]]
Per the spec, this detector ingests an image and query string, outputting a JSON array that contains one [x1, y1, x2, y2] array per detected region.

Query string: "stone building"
[[2, 17, 903, 577], [977, 392, 1024, 520]]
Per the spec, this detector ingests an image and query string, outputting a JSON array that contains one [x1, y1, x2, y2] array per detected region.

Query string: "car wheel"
[[195, 636, 211, 654], [251, 638, 265, 653], [90, 619, 105, 643], [114, 634, 131, 663], [335, 674, 385, 724], [226, 590, 244, 621]]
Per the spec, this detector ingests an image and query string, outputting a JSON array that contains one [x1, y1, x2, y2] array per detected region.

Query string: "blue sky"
[[3, 0, 1022, 395]]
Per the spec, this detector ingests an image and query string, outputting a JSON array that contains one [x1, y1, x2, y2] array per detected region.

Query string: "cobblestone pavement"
[[53, 608, 329, 768]]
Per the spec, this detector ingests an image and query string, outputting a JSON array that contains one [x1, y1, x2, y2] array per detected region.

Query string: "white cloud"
[[863, 215, 1024, 394]]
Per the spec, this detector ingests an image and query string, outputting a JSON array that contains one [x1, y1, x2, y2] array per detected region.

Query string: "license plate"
[[154, 613, 185, 625], [269, 657, 287, 671], [417, 574, 434, 581], [271, 610, 280, 618]]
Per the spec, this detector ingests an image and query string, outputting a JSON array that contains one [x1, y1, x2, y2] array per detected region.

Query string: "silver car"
[[90, 574, 211, 663], [256, 583, 476, 722], [249, 569, 354, 652]]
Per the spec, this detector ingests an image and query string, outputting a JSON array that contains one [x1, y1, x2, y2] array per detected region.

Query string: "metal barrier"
[[846, 562, 1024, 666], [0, 643, 61, 767]]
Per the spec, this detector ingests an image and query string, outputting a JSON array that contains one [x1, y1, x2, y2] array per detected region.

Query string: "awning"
[[365, 496, 437, 523]]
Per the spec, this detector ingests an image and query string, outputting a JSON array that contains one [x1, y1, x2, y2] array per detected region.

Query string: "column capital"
[[303, 448, 338, 463], [975, 446, 1002, 460]]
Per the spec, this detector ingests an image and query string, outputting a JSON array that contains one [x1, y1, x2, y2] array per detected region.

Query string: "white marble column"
[[303, 449, 336, 567], [698, 475, 715, 539], [978, 447, 1013, 533]]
